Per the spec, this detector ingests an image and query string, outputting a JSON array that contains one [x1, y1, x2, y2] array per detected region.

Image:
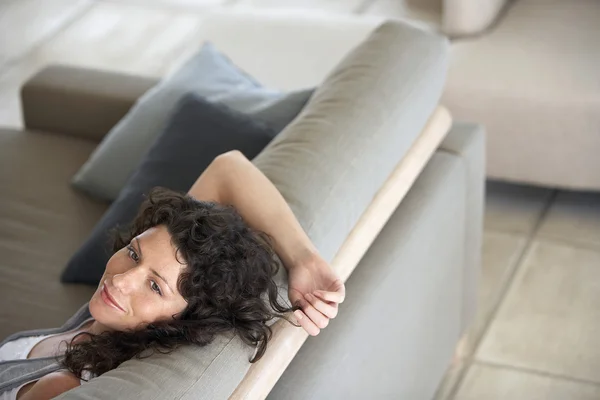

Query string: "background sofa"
[[0, 13, 484, 399], [443, 0, 599, 191], [400, 0, 600, 191]]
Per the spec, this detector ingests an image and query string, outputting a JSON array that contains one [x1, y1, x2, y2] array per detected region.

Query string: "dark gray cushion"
[[61, 94, 276, 284], [71, 42, 313, 202]]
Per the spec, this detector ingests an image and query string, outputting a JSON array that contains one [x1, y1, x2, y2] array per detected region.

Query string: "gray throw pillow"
[[61, 93, 277, 284], [72, 42, 313, 202]]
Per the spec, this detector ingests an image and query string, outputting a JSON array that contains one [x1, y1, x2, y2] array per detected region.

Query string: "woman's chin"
[[89, 294, 115, 323]]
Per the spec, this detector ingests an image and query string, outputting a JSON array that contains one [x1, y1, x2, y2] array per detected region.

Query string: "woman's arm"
[[188, 150, 345, 336], [19, 371, 80, 400], [187, 150, 318, 272]]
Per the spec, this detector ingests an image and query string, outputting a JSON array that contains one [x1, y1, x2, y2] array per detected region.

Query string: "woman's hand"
[[287, 254, 345, 336]]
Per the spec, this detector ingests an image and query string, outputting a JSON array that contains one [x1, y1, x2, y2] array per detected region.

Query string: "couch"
[[0, 11, 484, 399], [407, 0, 600, 191]]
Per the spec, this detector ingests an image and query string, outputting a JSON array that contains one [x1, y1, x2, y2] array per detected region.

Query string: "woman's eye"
[[151, 281, 162, 296], [127, 246, 139, 262]]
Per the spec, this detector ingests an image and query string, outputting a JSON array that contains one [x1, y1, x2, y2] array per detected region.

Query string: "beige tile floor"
[[1, 1, 599, 398]]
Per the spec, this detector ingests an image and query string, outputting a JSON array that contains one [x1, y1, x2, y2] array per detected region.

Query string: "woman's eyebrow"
[[135, 237, 143, 259]]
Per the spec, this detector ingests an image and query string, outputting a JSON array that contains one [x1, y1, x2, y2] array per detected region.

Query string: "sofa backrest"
[[231, 19, 450, 399], [56, 17, 449, 400]]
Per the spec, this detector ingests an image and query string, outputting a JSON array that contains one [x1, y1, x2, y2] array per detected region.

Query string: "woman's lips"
[[101, 284, 125, 313]]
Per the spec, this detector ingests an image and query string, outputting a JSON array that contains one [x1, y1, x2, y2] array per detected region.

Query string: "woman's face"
[[89, 225, 188, 331]]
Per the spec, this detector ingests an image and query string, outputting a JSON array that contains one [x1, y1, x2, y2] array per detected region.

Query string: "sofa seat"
[[443, 0, 600, 190], [0, 128, 107, 338]]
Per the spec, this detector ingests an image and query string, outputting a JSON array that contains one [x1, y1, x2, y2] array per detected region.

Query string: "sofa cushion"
[[72, 42, 313, 202], [0, 129, 106, 340], [56, 18, 449, 400], [61, 94, 277, 285]]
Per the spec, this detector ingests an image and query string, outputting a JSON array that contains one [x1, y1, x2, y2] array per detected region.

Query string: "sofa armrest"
[[21, 65, 158, 142], [443, 0, 510, 36], [439, 122, 485, 330]]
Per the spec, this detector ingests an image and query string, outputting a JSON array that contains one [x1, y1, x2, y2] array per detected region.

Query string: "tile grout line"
[[479, 230, 600, 253], [474, 359, 600, 389], [445, 189, 559, 399], [533, 234, 600, 254]]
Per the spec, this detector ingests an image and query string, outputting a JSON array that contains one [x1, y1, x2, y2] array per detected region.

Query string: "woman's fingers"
[[305, 293, 338, 319], [314, 288, 345, 304], [315, 279, 346, 304], [301, 300, 330, 330], [290, 281, 346, 336], [293, 310, 320, 336]]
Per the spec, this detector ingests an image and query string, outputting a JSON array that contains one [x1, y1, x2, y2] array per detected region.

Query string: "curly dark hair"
[[61, 187, 301, 379]]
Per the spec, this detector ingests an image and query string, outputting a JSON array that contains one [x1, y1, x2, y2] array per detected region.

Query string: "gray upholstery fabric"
[[269, 150, 467, 399], [0, 129, 104, 340], [51, 19, 449, 400], [72, 43, 313, 202]]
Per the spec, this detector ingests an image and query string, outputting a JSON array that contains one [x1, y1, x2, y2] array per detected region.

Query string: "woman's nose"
[[112, 267, 144, 293]]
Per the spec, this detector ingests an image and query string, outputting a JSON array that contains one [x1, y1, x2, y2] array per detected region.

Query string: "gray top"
[[0, 303, 91, 393]]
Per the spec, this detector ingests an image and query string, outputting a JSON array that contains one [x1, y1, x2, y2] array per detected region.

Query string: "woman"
[[0, 150, 345, 400]]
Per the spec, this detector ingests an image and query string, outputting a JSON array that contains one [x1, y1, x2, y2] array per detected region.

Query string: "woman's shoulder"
[[17, 371, 80, 399]]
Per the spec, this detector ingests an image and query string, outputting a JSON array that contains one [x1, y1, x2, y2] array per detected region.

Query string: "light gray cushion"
[[56, 19, 449, 400], [72, 42, 313, 202]]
